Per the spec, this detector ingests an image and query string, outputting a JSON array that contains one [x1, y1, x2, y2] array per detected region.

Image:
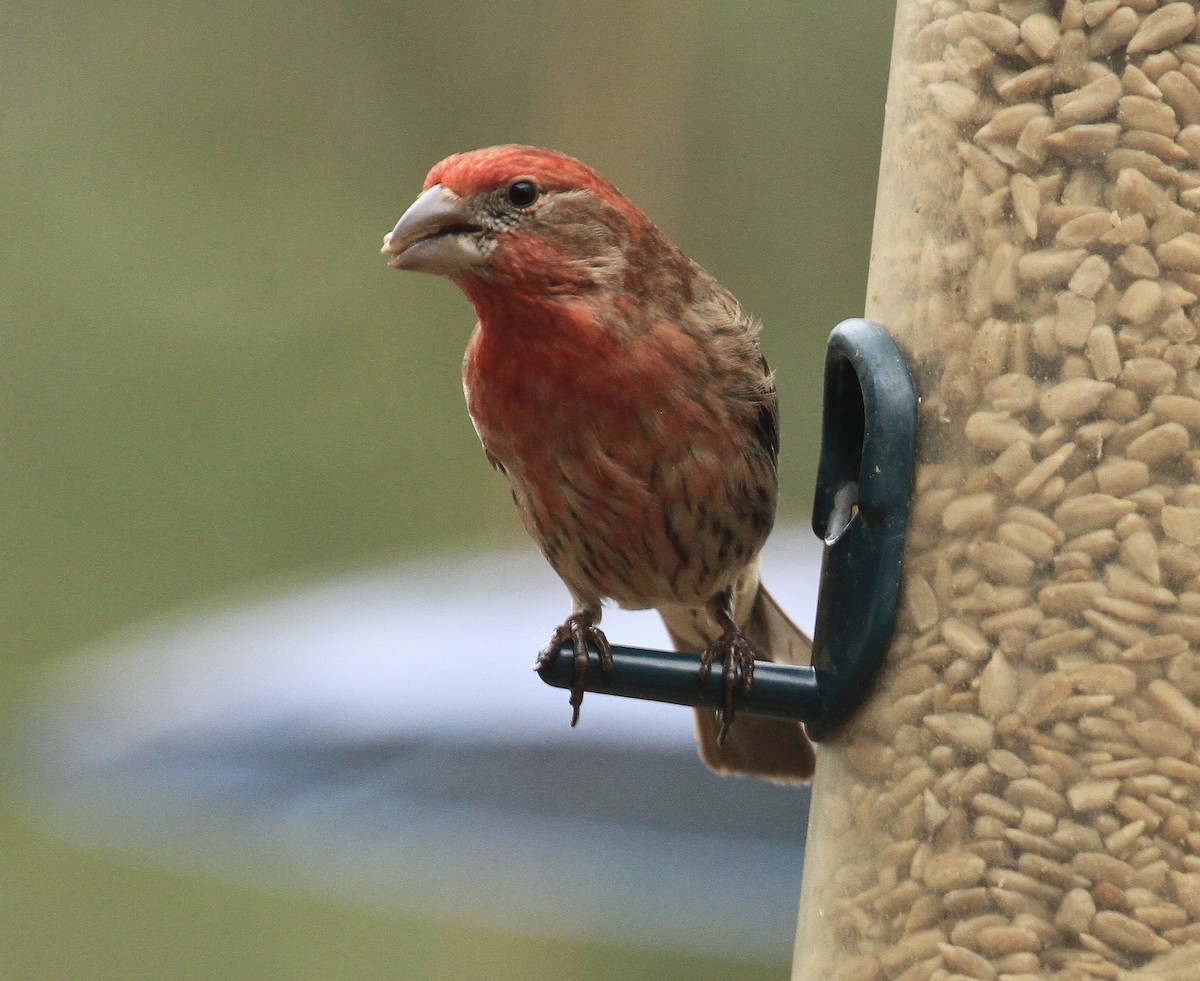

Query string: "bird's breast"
[[463, 308, 680, 465], [460, 310, 772, 608]]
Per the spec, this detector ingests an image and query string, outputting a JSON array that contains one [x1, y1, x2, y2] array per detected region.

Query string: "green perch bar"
[[536, 644, 822, 723]]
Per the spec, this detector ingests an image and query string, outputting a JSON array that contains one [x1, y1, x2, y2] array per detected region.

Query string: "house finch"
[[382, 145, 815, 782]]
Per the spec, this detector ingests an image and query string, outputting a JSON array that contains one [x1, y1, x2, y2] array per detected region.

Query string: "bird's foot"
[[536, 615, 613, 726], [698, 628, 757, 746]]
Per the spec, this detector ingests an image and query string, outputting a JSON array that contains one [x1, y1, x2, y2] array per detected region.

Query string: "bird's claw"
[[536, 615, 613, 726], [698, 629, 757, 746]]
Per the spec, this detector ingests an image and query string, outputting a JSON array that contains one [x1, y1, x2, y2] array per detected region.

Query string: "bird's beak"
[[381, 184, 485, 275]]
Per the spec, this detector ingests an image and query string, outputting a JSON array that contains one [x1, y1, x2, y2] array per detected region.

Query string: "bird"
[[381, 145, 815, 782]]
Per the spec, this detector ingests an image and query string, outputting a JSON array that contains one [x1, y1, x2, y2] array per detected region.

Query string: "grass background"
[[2, 2, 894, 977]]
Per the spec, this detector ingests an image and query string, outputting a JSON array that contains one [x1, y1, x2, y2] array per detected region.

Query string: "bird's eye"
[[506, 180, 539, 208]]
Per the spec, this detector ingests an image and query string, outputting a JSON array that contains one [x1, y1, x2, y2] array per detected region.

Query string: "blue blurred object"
[[21, 529, 820, 962]]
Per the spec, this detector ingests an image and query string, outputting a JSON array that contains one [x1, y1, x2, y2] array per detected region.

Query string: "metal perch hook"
[[537, 319, 918, 742]]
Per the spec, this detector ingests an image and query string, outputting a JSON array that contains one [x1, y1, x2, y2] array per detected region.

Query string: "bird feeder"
[[793, 2, 1200, 980]]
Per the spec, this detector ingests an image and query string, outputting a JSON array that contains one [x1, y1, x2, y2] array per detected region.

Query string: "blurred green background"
[[3, 2, 893, 978]]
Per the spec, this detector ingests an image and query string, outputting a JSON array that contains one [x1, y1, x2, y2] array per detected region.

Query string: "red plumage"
[[384, 146, 815, 782]]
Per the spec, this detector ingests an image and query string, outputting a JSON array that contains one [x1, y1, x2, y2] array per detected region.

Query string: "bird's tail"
[[658, 565, 816, 784]]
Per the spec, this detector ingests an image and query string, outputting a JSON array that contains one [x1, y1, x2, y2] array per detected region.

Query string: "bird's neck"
[[460, 282, 634, 457], [460, 276, 626, 345]]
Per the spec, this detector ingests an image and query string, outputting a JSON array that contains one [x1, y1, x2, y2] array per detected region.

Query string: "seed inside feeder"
[[794, 3, 1200, 980]]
